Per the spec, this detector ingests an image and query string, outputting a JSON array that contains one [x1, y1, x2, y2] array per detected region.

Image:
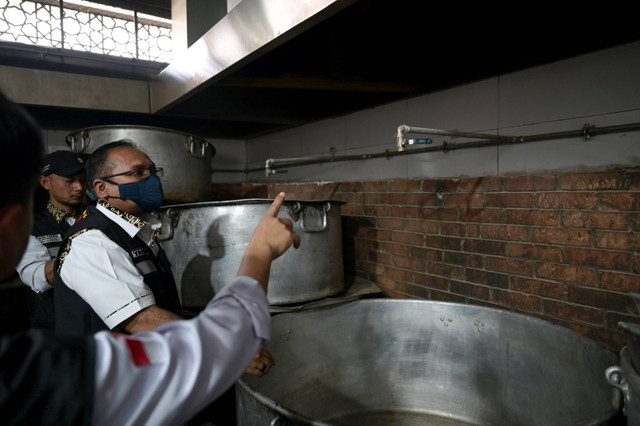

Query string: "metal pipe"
[[397, 124, 516, 151], [261, 121, 640, 176]]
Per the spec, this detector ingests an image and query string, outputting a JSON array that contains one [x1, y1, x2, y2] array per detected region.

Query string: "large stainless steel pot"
[[237, 299, 620, 425], [156, 199, 345, 307], [66, 125, 215, 203]]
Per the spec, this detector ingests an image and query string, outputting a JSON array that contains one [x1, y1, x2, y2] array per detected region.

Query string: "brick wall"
[[212, 168, 640, 352]]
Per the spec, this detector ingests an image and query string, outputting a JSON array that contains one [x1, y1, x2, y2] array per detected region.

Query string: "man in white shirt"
[[0, 88, 300, 425], [15, 150, 87, 330]]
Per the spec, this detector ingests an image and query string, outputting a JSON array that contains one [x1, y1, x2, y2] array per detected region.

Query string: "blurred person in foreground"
[[0, 89, 300, 425]]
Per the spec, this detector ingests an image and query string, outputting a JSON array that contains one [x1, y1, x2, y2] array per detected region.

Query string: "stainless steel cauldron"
[[157, 199, 345, 307], [237, 299, 619, 425], [66, 125, 215, 203]]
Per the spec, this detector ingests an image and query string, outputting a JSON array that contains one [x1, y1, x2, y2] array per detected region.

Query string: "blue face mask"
[[112, 175, 164, 213]]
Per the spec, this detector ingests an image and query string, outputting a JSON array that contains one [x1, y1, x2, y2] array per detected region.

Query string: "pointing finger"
[[266, 192, 286, 218]]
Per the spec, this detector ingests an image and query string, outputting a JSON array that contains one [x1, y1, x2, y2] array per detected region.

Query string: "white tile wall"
[[243, 41, 640, 183]]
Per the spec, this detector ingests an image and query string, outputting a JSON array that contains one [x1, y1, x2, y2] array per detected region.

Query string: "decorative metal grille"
[[0, 0, 172, 63]]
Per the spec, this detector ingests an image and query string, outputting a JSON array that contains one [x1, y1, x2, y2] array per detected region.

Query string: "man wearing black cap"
[[15, 150, 87, 330]]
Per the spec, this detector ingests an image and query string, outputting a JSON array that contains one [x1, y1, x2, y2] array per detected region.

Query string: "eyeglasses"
[[100, 166, 164, 180]]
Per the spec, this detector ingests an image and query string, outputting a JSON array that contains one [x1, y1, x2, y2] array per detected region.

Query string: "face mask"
[[111, 175, 164, 213]]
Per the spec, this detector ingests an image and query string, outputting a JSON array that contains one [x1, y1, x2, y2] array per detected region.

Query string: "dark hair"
[[0, 90, 44, 207], [84, 139, 136, 190]]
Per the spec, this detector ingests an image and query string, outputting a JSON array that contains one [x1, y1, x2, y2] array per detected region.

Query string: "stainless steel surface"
[[150, 0, 355, 112], [157, 199, 345, 306], [619, 321, 640, 372], [238, 299, 619, 425], [65, 125, 215, 203], [606, 347, 640, 424]]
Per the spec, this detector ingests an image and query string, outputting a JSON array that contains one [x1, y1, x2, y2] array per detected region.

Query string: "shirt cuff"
[[211, 276, 271, 342], [102, 292, 156, 329]]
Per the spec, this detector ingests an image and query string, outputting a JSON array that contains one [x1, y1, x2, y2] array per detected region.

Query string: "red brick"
[[465, 268, 509, 289], [510, 277, 565, 299], [392, 231, 424, 246], [450, 281, 490, 300], [635, 254, 640, 274], [460, 208, 505, 223], [379, 193, 408, 205], [503, 174, 556, 191], [384, 266, 413, 282], [407, 193, 441, 206], [362, 181, 389, 192], [594, 231, 640, 251], [486, 257, 534, 276], [425, 235, 462, 251], [485, 193, 534, 208], [506, 209, 559, 226], [544, 300, 604, 326], [562, 211, 628, 230], [390, 179, 421, 192], [535, 262, 597, 286], [414, 273, 448, 290], [559, 171, 628, 190], [465, 224, 480, 238], [427, 262, 465, 280], [381, 242, 411, 256], [564, 247, 630, 270], [411, 247, 442, 262], [390, 206, 421, 218], [363, 205, 390, 217], [444, 193, 484, 207], [532, 228, 591, 246], [568, 286, 632, 312], [355, 239, 380, 253], [362, 193, 379, 204], [463, 239, 506, 256], [395, 282, 431, 298], [537, 192, 598, 209], [601, 192, 640, 211], [430, 289, 466, 303], [332, 192, 354, 203], [406, 219, 439, 234], [458, 176, 501, 192], [369, 251, 393, 265], [394, 255, 427, 271], [338, 181, 363, 192], [423, 208, 459, 221], [441, 222, 465, 237], [422, 179, 459, 193], [481, 224, 529, 241], [444, 251, 483, 268], [569, 323, 625, 352], [507, 243, 562, 262], [377, 217, 404, 230], [342, 204, 364, 215], [600, 272, 640, 293], [634, 214, 640, 231], [492, 289, 541, 313]]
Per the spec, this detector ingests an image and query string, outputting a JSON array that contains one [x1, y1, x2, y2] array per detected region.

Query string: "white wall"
[[243, 41, 640, 183]]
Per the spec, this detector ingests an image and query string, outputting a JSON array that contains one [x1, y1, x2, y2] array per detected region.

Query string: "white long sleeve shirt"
[[91, 275, 270, 426], [15, 213, 75, 293]]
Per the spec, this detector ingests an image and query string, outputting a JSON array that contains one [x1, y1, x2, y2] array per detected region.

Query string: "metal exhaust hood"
[[150, 0, 356, 114]]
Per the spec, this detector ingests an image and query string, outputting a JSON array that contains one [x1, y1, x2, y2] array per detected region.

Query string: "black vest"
[[54, 203, 181, 335], [26, 203, 77, 330], [0, 329, 95, 425]]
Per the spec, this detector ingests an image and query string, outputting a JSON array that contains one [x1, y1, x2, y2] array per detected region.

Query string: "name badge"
[[37, 234, 62, 245]]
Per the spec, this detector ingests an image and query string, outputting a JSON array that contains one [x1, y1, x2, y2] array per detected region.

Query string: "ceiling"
[[4, 0, 640, 140]]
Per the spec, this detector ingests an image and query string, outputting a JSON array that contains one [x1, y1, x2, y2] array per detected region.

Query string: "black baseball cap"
[[41, 150, 85, 177]]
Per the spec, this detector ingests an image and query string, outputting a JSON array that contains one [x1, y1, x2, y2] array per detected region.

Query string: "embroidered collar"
[[97, 199, 147, 231], [47, 202, 70, 223]]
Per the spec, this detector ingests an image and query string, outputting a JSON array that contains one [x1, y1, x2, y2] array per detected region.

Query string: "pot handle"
[[287, 202, 331, 233], [605, 366, 627, 413], [188, 136, 210, 158], [66, 130, 90, 153], [156, 208, 177, 240]]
